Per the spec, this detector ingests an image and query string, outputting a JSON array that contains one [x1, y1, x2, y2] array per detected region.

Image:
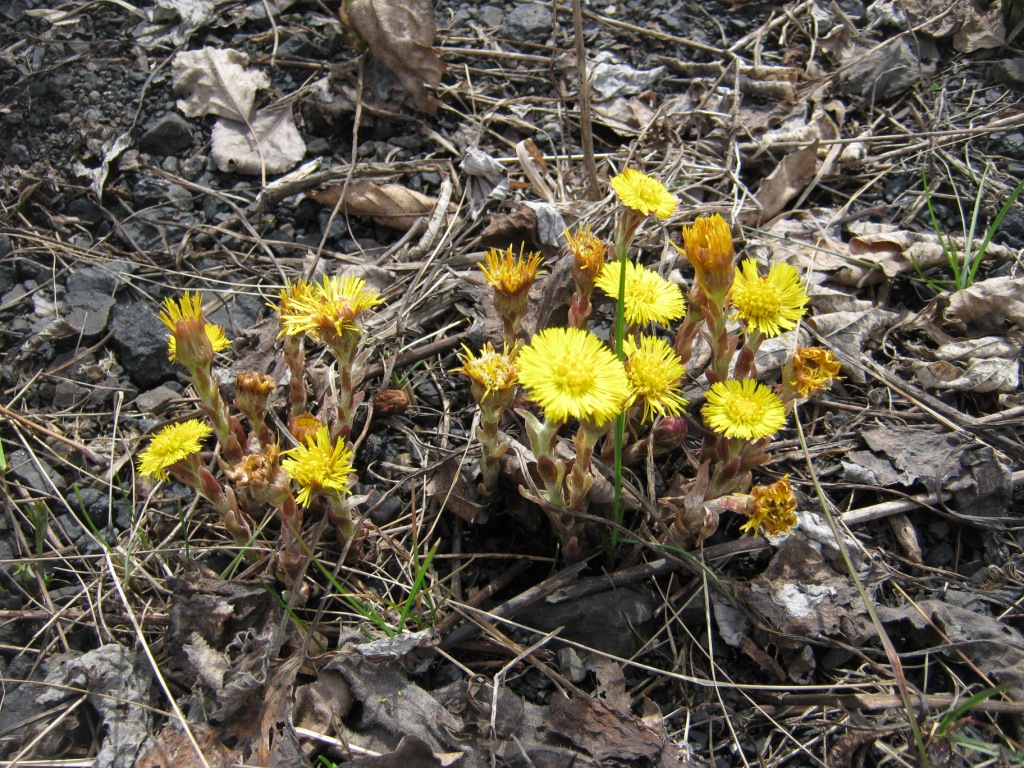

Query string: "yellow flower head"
[[702, 379, 786, 440], [455, 343, 517, 402], [517, 327, 629, 425], [288, 412, 326, 446], [595, 261, 686, 326], [138, 419, 212, 481], [276, 275, 382, 344], [623, 335, 688, 422], [739, 476, 798, 537], [731, 259, 809, 338], [167, 323, 230, 364], [610, 169, 678, 220], [281, 426, 354, 507], [677, 214, 735, 303], [564, 223, 606, 283], [787, 347, 841, 398], [479, 244, 544, 297], [160, 292, 229, 370]]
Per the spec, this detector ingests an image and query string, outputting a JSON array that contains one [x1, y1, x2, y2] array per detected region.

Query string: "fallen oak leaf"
[[343, 0, 445, 115], [309, 180, 438, 230]]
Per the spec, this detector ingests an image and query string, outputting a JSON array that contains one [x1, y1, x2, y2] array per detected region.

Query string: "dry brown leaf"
[[172, 47, 269, 122], [137, 724, 239, 768], [344, 0, 444, 115], [751, 140, 818, 224], [944, 276, 1024, 331], [210, 106, 306, 175], [309, 180, 437, 230], [543, 691, 664, 762]]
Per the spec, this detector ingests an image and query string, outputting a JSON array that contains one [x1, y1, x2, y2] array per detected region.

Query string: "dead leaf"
[[172, 47, 269, 122], [804, 308, 901, 382], [309, 180, 438, 230], [137, 723, 239, 768], [752, 140, 818, 224], [944, 276, 1024, 331], [906, 357, 1019, 393], [351, 735, 464, 767], [344, 0, 445, 115], [543, 691, 663, 762], [211, 106, 306, 175]]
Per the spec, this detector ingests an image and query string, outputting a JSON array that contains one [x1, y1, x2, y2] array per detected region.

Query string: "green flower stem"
[[733, 329, 765, 380], [327, 330, 361, 440], [276, 495, 305, 587], [170, 457, 256, 556], [189, 363, 243, 463], [476, 404, 507, 495]]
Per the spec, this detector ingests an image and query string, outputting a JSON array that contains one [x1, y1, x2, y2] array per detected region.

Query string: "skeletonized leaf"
[[309, 180, 437, 230], [345, 0, 444, 115], [210, 106, 305, 175], [173, 48, 269, 122]]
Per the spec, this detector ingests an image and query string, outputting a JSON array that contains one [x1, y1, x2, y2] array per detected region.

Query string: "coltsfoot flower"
[[517, 327, 629, 425], [623, 335, 688, 422], [288, 412, 326, 445], [565, 223, 606, 282], [479, 245, 543, 337], [595, 261, 686, 326], [786, 346, 841, 398], [455, 343, 518, 407], [731, 259, 809, 338], [739, 476, 798, 536], [677, 214, 735, 304], [160, 292, 230, 370], [610, 168, 678, 220], [702, 379, 786, 440], [281, 426, 354, 507], [276, 275, 382, 344], [138, 419, 212, 481]]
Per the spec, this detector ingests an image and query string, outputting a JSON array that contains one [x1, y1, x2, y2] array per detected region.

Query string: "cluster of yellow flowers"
[[137, 277, 381, 592], [458, 168, 842, 554]]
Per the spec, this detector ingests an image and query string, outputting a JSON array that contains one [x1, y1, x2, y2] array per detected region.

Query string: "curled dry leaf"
[[944, 275, 1024, 331], [309, 180, 438, 230], [343, 0, 445, 115], [751, 140, 819, 224]]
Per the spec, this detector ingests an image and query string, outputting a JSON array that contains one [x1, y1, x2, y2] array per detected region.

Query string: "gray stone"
[[477, 4, 503, 28], [7, 448, 67, 494], [990, 60, 1024, 92], [64, 260, 137, 295], [557, 647, 587, 684], [53, 380, 91, 410], [502, 3, 550, 40], [64, 291, 115, 339], [109, 301, 177, 388], [134, 384, 180, 415], [138, 113, 193, 155]]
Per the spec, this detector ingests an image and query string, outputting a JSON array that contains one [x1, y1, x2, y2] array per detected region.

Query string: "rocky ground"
[[2, 0, 1024, 766]]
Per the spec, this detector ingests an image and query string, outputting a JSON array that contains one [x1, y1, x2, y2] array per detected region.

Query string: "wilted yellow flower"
[[702, 379, 786, 440], [739, 476, 798, 537], [677, 214, 735, 303], [167, 323, 230, 363], [787, 347, 841, 397], [479, 244, 543, 297], [731, 259, 809, 338], [623, 335, 688, 422], [517, 327, 629, 425], [564, 224, 606, 282], [288, 412, 326, 445], [595, 261, 686, 326], [138, 419, 212, 481], [281, 426, 354, 507], [610, 169, 678, 220], [455, 343, 517, 399], [276, 275, 382, 344]]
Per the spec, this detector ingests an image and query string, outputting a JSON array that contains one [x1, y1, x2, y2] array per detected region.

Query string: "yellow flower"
[[676, 214, 735, 303], [455, 343, 517, 398], [787, 347, 841, 397], [167, 323, 230, 363], [595, 261, 686, 326], [276, 275, 382, 344], [731, 259, 809, 338], [610, 168, 678, 220], [138, 419, 212, 481], [288, 412, 326, 445], [739, 477, 798, 537], [159, 292, 229, 370], [281, 426, 354, 507], [564, 224, 606, 282], [623, 335, 688, 422], [479, 244, 543, 297], [702, 379, 786, 440], [517, 327, 629, 425]]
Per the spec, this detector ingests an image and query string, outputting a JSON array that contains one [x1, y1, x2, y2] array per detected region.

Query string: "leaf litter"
[[1, 0, 1024, 766]]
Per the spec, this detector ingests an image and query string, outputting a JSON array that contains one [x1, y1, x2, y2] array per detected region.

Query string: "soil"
[[2, 0, 1024, 766]]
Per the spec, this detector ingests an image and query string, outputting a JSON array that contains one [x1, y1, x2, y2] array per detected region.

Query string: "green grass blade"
[[968, 174, 1024, 287], [937, 684, 1008, 735]]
